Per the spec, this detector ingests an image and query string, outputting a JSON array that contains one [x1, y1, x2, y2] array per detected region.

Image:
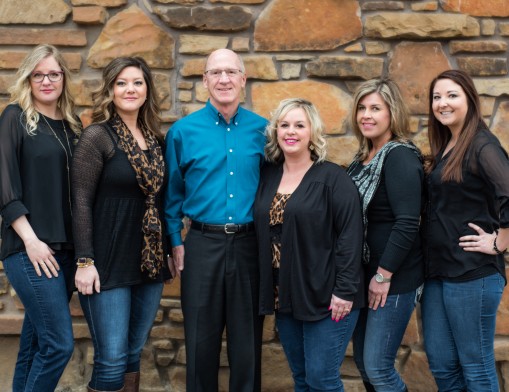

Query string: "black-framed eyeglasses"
[[31, 72, 64, 83], [204, 69, 244, 79]]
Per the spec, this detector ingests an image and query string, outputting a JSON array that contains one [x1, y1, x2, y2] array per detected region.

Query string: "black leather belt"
[[191, 220, 255, 234]]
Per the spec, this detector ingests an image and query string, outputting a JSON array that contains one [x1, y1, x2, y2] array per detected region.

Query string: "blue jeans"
[[3, 250, 75, 392], [79, 282, 163, 391], [276, 310, 359, 392], [422, 274, 504, 392], [353, 290, 418, 392]]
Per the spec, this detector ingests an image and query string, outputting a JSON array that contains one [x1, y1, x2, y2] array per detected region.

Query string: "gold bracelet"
[[76, 257, 95, 268]]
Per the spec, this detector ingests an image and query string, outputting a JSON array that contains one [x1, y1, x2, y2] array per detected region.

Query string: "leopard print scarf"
[[110, 114, 165, 279]]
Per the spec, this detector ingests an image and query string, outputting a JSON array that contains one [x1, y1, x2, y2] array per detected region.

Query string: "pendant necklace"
[[41, 114, 73, 216]]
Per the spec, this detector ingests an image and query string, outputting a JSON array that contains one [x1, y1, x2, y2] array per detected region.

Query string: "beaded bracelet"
[[76, 257, 95, 268]]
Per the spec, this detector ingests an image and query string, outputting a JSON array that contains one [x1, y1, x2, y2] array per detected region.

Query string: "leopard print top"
[[269, 192, 291, 310]]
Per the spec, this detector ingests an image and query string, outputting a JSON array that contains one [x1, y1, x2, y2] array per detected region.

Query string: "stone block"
[[210, 0, 265, 3], [441, 0, 509, 17], [178, 90, 192, 103], [365, 13, 480, 39], [457, 57, 507, 76], [0, 275, 8, 295], [69, 292, 83, 317], [306, 56, 384, 81], [254, 0, 361, 51], [252, 80, 352, 134], [474, 77, 509, 97], [281, 63, 301, 80], [411, 1, 438, 11], [400, 349, 437, 392], [182, 103, 205, 116], [262, 314, 276, 342], [168, 365, 186, 391], [501, 23, 509, 36], [87, 5, 175, 69], [345, 43, 363, 52], [179, 34, 229, 55], [162, 277, 181, 297], [151, 323, 185, 340], [388, 42, 451, 114], [362, 1, 404, 11], [154, 72, 172, 110], [71, 0, 126, 6], [70, 78, 101, 107], [0, 28, 87, 46], [169, 308, 184, 323], [195, 83, 209, 102], [0, 314, 23, 334], [243, 55, 278, 80], [482, 19, 497, 35], [155, 5, 252, 32], [492, 101, 509, 155], [154, 309, 164, 323], [178, 81, 193, 90], [450, 40, 507, 54], [0, 0, 71, 24], [365, 41, 391, 55], [181, 58, 207, 77], [160, 298, 181, 308], [261, 343, 293, 390], [72, 6, 108, 25], [401, 307, 421, 346], [412, 128, 430, 156], [232, 37, 250, 52], [154, 0, 203, 3], [327, 135, 359, 167], [0, 74, 16, 95]]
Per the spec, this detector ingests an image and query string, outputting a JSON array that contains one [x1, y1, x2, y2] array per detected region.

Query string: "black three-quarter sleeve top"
[[349, 146, 425, 294], [254, 161, 364, 321], [71, 122, 169, 290], [0, 104, 77, 260], [423, 127, 509, 282]]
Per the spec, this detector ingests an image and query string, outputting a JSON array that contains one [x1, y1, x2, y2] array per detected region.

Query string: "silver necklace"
[[41, 114, 73, 217]]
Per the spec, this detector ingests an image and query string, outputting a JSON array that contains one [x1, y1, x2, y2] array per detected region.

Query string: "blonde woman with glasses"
[[0, 44, 81, 392]]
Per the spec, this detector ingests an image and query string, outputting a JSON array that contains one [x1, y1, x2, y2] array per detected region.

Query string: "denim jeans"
[[276, 310, 359, 392], [3, 250, 75, 392], [353, 290, 418, 392], [422, 274, 504, 392], [79, 282, 163, 391]]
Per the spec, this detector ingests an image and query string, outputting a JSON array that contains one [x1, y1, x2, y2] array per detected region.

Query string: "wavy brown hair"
[[91, 57, 162, 140], [427, 69, 486, 182], [9, 44, 81, 136]]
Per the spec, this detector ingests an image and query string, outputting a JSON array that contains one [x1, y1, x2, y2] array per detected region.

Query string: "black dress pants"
[[181, 228, 264, 392]]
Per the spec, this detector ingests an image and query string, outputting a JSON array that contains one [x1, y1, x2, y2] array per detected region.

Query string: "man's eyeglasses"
[[31, 72, 64, 83], [204, 69, 244, 79]]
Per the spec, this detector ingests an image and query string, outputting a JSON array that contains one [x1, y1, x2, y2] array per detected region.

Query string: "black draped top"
[[0, 104, 77, 260]]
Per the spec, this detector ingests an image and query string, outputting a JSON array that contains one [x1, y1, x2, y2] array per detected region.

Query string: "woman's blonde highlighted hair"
[[265, 98, 327, 163], [351, 78, 410, 161], [9, 44, 80, 136]]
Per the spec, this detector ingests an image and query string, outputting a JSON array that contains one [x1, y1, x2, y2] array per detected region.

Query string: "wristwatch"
[[374, 272, 391, 283]]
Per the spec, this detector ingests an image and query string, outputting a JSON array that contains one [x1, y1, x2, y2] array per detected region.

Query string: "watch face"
[[375, 273, 383, 283]]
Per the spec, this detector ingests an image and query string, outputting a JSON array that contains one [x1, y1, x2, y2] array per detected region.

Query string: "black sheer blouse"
[[0, 104, 77, 260], [423, 127, 509, 281]]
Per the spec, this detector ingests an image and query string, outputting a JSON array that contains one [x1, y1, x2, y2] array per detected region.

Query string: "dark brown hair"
[[92, 57, 162, 140], [427, 69, 487, 182]]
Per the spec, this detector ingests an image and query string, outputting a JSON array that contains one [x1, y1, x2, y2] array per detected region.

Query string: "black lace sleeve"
[[476, 136, 509, 228], [0, 105, 29, 226], [71, 123, 115, 259]]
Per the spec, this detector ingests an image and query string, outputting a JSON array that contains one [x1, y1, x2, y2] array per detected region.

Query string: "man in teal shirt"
[[164, 49, 267, 392]]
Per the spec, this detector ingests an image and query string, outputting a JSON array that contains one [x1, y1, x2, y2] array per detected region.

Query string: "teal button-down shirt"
[[164, 100, 268, 247]]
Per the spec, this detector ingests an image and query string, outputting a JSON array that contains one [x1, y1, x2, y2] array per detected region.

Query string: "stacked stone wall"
[[0, 0, 509, 390]]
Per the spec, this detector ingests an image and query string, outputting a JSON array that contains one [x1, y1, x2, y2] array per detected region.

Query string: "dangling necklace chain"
[[41, 114, 73, 217]]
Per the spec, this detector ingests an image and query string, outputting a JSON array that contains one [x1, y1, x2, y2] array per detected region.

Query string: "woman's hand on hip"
[[459, 223, 498, 255], [329, 295, 353, 322], [75, 266, 101, 295]]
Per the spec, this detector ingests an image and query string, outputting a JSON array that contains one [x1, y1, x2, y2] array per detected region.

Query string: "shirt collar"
[[205, 100, 241, 125]]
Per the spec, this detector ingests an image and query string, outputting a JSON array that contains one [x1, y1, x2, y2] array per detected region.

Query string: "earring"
[[309, 144, 315, 151]]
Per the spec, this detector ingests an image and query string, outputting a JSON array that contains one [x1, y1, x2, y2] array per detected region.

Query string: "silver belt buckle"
[[224, 223, 237, 234]]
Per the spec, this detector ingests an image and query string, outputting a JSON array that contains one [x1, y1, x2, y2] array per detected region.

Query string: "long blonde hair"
[[9, 44, 80, 136]]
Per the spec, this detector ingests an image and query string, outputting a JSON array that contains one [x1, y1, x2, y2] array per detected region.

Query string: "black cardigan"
[[254, 161, 364, 321]]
